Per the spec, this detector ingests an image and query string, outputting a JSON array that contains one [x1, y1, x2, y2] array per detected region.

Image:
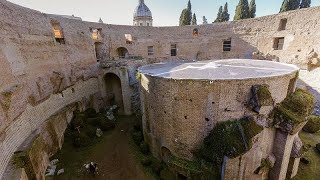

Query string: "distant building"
[[133, 0, 153, 26], [98, 18, 104, 23]]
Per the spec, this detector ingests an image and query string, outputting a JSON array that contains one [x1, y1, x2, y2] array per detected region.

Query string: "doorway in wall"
[[116, 47, 129, 59], [104, 73, 124, 114]]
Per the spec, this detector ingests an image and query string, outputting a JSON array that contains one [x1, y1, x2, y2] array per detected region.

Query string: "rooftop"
[[133, 0, 152, 18], [138, 59, 299, 80]]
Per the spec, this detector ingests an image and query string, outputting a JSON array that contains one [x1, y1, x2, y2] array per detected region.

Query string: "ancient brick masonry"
[[139, 60, 302, 179], [0, 0, 319, 179]]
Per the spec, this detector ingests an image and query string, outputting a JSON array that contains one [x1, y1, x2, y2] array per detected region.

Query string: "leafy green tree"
[[179, 0, 192, 26], [300, 0, 311, 8], [192, 13, 197, 25], [290, 0, 301, 10], [187, 0, 192, 11], [280, 0, 290, 12], [222, 2, 230, 21], [234, 0, 250, 20], [179, 9, 190, 26], [187, 0, 192, 23], [202, 16, 208, 24], [280, 0, 301, 12], [249, 0, 256, 18], [214, 6, 223, 22]]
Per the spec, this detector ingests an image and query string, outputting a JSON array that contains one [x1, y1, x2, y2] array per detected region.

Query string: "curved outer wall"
[[0, 0, 319, 178], [139, 71, 298, 179]]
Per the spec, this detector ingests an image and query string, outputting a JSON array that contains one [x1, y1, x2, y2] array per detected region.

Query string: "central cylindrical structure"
[[138, 59, 299, 161]]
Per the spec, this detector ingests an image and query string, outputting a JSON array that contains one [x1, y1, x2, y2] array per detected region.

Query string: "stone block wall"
[[0, 0, 320, 179]]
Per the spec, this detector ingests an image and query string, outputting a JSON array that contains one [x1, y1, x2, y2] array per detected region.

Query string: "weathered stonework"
[[0, 0, 320, 179], [139, 60, 300, 179]]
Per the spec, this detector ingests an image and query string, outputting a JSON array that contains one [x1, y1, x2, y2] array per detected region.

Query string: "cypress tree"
[[179, 9, 190, 26], [222, 2, 230, 21], [202, 16, 208, 24], [179, 0, 193, 26], [300, 0, 311, 8], [214, 6, 223, 22], [192, 13, 197, 25], [187, 0, 192, 11], [249, 0, 256, 18], [280, 0, 302, 12], [234, 0, 250, 20], [187, 0, 192, 24], [290, 0, 301, 10], [280, 0, 290, 12]]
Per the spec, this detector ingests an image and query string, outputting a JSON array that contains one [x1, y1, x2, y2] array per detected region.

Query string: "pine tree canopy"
[[192, 13, 197, 25], [249, 0, 256, 18], [179, 0, 193, 26], [290, 0, 301, 10], [280, 0, 304, 12], [179, 9, 191, 26], [234, 0, 250, 20], [300, 0, 311, 8], [187, 0, 192, 11], [222, 2, 230, 21], [214, 6, 223, 22], [202, 16, 208, 24]]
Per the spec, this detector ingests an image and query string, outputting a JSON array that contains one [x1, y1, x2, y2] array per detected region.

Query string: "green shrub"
[[85, 125, 97, 138], [132, 131, 144, 145], [141, 157, 152, 166], [87, 116, 115, 131], [151, 159, 163, 175], [140, 141, 149, 155], [133, 117, 143, 131], [100, 120, 115, 131], [197, 117, 263, 163], [160, 168, 176, 180], [303, 115, 320, 133], [87, 117, 101, 127], [70, 114, 85, 129], [72, 132, 91, 148], [85, 108, 97, 118]]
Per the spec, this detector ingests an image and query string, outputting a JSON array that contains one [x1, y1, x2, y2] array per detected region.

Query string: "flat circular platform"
[[138, 59, 299, 80]]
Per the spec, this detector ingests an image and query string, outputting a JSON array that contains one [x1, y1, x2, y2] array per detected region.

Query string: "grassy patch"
[[197, 117, 263, 163], [129, 125, 160, 180], [293, 131, 320, 180], [51, 128, 114, 180]]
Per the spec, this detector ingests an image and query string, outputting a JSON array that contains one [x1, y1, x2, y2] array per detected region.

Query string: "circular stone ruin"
[[138, 59, 299, 164]]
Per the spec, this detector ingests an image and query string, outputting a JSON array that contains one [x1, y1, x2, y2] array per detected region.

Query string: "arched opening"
[[116, 47, 129, 59], [192, 28, 199, 37], [161, 147, 172, 163], [104, 73, 124, 114], [94, 42, 104, 62]]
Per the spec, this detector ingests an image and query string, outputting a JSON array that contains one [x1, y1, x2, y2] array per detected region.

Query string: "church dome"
[[134, 0, 152, 18]]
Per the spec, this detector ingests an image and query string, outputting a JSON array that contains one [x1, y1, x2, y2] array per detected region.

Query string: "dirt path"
[[54, 117, 152, 180], [88, 120, 150, 180]]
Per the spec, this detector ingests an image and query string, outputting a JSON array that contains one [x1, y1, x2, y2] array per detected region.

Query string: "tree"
[[222, 2, 230, 21], [192, 13, 197, 25], [280, 0, 301, 12], [179, 0, 192, 26], [187, 0, 192, 12], [280, 0, 290, 12], [300, 0, 311, 8], [179, 9, 190, 26], [202, 16, 208, 24], [290, 0, 301, 10], [214, 6, 223, 22], [249, 0, 256, 18], [234, 0, 250, 20]]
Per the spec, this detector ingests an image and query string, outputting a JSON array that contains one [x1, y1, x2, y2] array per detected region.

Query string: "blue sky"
[[7, 0, 320, 26]]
